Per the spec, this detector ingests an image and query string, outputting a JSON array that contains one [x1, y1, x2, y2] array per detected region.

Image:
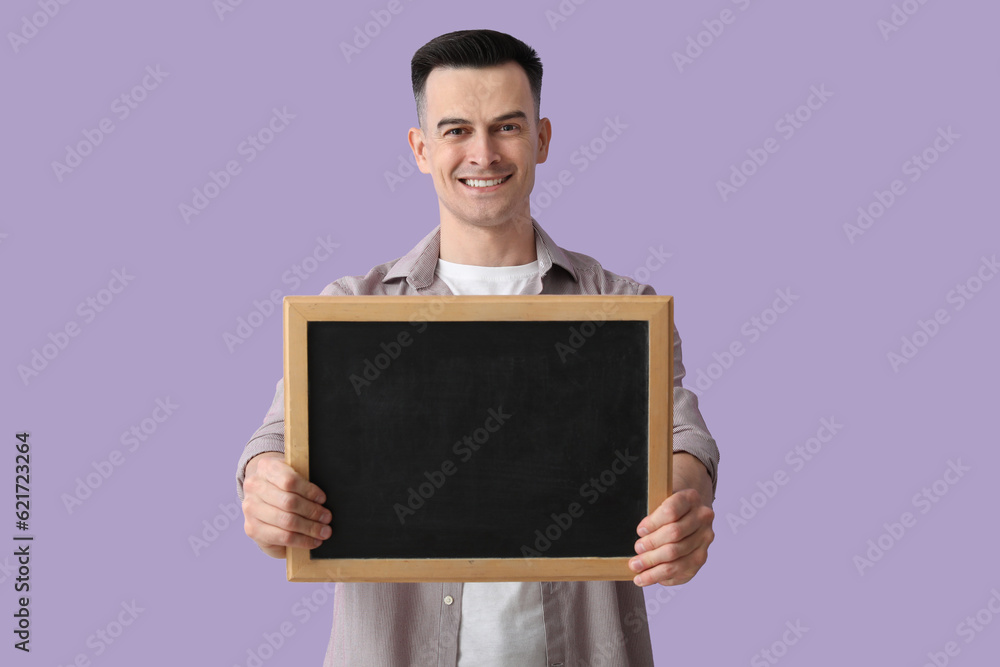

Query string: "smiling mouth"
[[459, 175, 512, 188]]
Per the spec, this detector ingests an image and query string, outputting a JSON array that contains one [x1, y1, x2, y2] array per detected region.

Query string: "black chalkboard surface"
[[283, 295, 672, 582]]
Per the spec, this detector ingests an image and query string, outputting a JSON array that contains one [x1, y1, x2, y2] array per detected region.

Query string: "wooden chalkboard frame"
[[283, 295, 672, 582]]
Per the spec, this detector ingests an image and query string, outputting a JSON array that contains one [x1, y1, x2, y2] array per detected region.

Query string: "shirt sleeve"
[[234, 280, 350, 501], [235, 377, 286, 501], [638, 283, 720, 499]]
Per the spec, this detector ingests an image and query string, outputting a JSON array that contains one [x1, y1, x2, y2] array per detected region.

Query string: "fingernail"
[[320, 526, 332, 539], [635, 541, 646, 554], [629, 558, 642, 572], [321, 511, 331, 523], [312, 539, 322, 548], [314, 493, 326, 504], [637, 526, 649, 537]]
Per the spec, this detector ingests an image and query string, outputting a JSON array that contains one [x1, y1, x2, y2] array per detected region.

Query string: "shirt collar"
[[382, 217, 579, 289]]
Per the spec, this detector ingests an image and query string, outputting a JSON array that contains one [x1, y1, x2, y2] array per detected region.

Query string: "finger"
[[634, 507, 705, 555], [631, 526, 703, 574], [255, 481, 331, 526], [257, 456, 327, 504], [631, 507, 715, 574], [258, 543, 288, 559], [244, 512, 326, 552], [631, 560, 697, 588], [633, 529, 704, 572], [637, 488, 700, 536], [243, 495, 333, 543]]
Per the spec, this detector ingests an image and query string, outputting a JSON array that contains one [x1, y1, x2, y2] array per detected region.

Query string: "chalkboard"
[[283, 295, 672, 582]]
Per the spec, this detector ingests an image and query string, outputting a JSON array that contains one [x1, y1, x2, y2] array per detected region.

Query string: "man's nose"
[[468, 132, 501, 167]]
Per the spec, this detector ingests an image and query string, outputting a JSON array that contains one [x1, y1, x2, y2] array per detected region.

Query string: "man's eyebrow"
[[436, 110, 528, 131]]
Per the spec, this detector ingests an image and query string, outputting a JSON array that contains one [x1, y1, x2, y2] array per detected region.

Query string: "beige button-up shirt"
[[236, 218, 720, 666]]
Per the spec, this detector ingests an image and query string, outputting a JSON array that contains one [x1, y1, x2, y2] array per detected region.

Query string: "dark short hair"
[[411, 29, 543, 128]]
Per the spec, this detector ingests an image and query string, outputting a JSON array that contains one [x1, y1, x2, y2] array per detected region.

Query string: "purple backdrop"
[[3, 1, 998, 665]]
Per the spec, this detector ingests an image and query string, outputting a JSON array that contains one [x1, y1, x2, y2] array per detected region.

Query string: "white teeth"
[[463, 176, 508, 188]]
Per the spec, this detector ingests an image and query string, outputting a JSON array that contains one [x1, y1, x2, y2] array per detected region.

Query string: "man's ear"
[[408, 126, 432, 174], [536, 117, 552, 165]]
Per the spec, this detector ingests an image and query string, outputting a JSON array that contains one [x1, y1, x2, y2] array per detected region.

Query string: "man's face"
[[408, 62, 551, 231]]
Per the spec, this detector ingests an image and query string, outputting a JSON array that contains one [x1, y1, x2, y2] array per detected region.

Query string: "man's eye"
[[500, 124, 518, 132], [445, 128, 464, 136]]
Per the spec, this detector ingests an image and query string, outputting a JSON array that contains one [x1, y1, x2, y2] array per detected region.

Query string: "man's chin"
[[441, 202, 530, 230]]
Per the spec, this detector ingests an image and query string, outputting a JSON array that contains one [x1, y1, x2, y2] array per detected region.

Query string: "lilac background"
[[3, 1, 998, 665]]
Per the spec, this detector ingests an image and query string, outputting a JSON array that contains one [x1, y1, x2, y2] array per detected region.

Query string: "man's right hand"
[[242, 452, 332, 559]]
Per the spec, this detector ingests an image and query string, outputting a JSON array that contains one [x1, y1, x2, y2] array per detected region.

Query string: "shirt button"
[[443, 595, 454, 605]]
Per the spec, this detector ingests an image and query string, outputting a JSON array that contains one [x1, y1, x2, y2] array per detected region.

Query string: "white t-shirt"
[[435, 256, 547, 667], [435, 256, 541, 296]]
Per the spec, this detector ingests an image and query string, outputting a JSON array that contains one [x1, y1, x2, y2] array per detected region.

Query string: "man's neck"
[[438, 214, 537, 267]]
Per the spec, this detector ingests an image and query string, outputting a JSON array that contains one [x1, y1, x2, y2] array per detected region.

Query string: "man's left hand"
[[629, 453, 715, 587]]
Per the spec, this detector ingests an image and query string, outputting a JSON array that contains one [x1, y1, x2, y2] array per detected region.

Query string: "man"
[[237, 29, 719, 666]]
